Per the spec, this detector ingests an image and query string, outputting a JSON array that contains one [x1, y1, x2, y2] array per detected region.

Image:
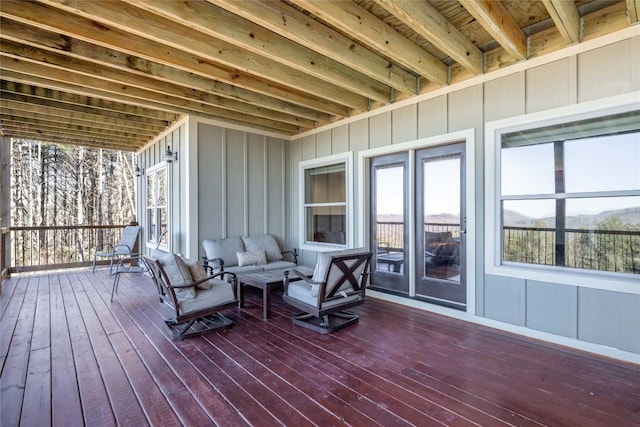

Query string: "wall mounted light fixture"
[[134, 163, 144, 177], [164, 145, 178, 163]]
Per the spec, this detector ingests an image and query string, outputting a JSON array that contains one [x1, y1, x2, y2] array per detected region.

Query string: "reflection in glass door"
[[369, 153, 409, 294], [415, 143, 466, 309]]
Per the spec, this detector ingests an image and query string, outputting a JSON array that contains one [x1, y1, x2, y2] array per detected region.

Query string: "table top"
[[238, 265, 314, 287]]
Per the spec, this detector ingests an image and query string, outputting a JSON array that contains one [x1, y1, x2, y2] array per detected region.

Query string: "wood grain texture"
[[1, 268, 638, 426]]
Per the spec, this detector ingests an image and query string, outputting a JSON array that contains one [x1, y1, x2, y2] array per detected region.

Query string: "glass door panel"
[[415, 143, 466, 309], [369, 153, 409, 294]]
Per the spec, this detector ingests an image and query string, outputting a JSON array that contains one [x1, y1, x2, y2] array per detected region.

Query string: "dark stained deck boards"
[[1, 268, 639, 427]]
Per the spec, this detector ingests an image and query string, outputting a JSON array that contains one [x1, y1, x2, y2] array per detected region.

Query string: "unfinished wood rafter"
[[542, 0, 581, 43]]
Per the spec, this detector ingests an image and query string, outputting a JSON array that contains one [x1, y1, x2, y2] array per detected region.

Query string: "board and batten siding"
[[196, 123, 287, 259], [285, 35, 640, 358]]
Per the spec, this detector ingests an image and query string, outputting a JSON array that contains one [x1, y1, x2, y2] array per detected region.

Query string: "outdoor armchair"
[[283, 248, 372, 334], [143, 252, 239, 341]]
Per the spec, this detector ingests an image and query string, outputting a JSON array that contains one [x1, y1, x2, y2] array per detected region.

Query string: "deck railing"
[[8, 224, 130, 273], [376, 221, 640, 274]]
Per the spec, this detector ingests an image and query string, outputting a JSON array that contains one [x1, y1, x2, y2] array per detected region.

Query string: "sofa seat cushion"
[[261, 260, 297, 271], [242, 235, 283, 262], [202, 237, 244, 267], [179, 280, 235, 315], [287, 281, 361, 309]]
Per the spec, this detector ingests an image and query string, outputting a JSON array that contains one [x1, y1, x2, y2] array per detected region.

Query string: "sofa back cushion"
[[202, 236, 245, 267], [242, 234, 283, 262]]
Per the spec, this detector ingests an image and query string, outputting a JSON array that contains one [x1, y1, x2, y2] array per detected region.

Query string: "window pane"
[[565, 132, 640, 193], [565, 197, 640, 274], [305, 164, 345, 204], [147, 174, 155, 206], [306, 205, 346, 244], [502, 199, 556, 266], [501, 143, 555, 195], [159, 208, 168, 244], [157, 168, 167, 206], [148, 209, 157, 243]]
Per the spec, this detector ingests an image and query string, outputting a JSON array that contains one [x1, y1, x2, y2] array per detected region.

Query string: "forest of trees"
[[9, 139, 137, 269], [11, 139, 136, 227]]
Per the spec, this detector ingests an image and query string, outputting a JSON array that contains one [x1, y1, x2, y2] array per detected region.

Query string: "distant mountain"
[[504, 207, 640, 229]]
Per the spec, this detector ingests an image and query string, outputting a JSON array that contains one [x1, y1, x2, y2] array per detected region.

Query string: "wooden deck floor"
[[1, 268, 639, 427]]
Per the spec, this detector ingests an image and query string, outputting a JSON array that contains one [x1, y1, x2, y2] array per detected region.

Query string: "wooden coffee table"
[[237, 266, 314, 320]]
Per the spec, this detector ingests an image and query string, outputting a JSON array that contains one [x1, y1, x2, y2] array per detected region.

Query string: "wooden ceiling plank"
[[207, 0, 417, 96], [373, 0, 484, 75], [0, 39, 315, 129], [0, 0, 349, 117], [542, 0, 581, 44], [459, 0, 527, 60], [0, 103, 160, 136], [0, 16, 331, 125], [35, 0, 368, 111], [290, 0, 448, 86], [124, 0, 392, 103]]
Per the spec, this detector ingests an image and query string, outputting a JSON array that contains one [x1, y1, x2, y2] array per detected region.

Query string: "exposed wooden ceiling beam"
[[373, 0, 484, 75], [0, 128, 140, 151], [459, 0, 527, 60], [124, 0, 392, 103], [208, 0, 417, 96], [36, 0, 369, 111], [0, 17, 331, 126], [290, 0, 448, 86], [0, 39, 315, 130], [0, 0, 351, 117], [0, 101, 161, 136], [0, 53, 302, 135], [1, 122, 146, 147], [627, 0, 640, 22], [542, 0, 581, 43]]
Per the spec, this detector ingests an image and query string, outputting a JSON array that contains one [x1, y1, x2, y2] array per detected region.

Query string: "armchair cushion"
[[153, 249, 196, 300], [202, 236, 244, 267], [242, 235, 283, 262], [179, 280, 236, 315], [312, 247, 370, 283], [236, 250, 267, 267]]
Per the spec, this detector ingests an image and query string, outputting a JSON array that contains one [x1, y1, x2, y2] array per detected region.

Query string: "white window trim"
[[144, 162, 169, 252], [485, 91, 640, 294], [299, 152, 353, 251]]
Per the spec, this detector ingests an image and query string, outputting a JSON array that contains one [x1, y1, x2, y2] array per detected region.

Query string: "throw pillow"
[[179, 256, 212, 290], [152, 249, 196, 300], [236, 250, 267, 267]]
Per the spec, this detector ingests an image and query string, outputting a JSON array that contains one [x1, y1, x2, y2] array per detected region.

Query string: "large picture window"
[[300, 153, 352, 249], [146, 165, 168, 248], [486, 95, 640, 290]]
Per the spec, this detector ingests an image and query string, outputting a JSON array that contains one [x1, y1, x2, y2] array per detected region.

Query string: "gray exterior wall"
[[285, 36, 640, 355], [196, 123, 287, 258]]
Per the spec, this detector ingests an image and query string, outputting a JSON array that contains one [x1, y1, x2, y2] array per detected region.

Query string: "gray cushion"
[[202, 237, 245, 267], [242, 235, 283, 262], [152, 249, 196, 300], [179, 280, 236, 315], [287, 281, 361, 308], [261, 260, 297, 271]]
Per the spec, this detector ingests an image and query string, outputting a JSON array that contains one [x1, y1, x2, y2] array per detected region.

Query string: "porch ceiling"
[[0, 0, 637, 152]]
